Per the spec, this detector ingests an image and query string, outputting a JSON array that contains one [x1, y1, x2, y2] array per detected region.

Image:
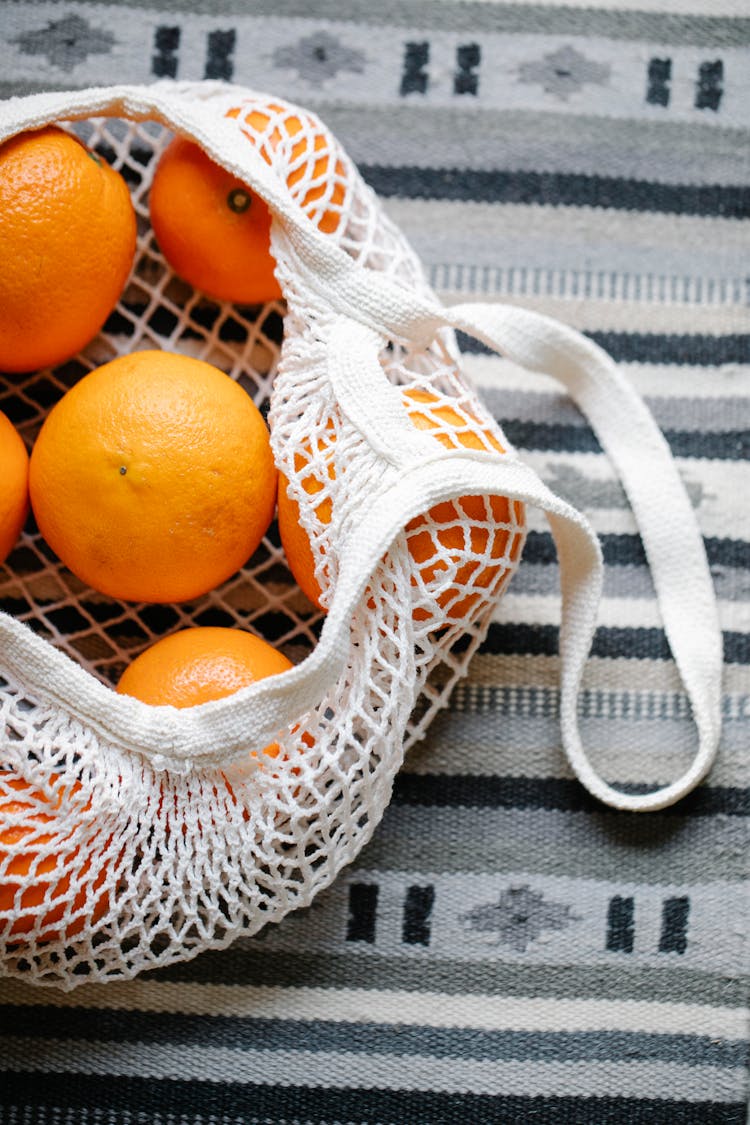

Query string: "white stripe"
[[469, 650, 749, 697], [434, 270, 749, 312], [0, 1037, 744, 1099], [4, 10, 748, 126], [429, 0, 747, 13], [496, 592, 750, 632], [517, 461, 749, 544], [466, 356, 750, 400], [441, 292, 750, 335], [382, 199, 749, 294], [1, 979, 745, 1039]]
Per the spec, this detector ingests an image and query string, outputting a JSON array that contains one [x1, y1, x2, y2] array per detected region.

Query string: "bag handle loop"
[[439, 301, 723, 811]]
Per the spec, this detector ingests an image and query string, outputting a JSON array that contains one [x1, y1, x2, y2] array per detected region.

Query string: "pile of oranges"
[[0, 115, 522, 944]]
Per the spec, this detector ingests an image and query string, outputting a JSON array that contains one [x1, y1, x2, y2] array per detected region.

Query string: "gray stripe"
[[513, 561, 750, 602], [0, 1037, 743, 1099], [391, 226, 746, 293], [512, 561, 654, 598], [178, 1022, 749, 1067], [482, 388, 750, 434], [448, 682, 750, 727], [349, 805, 749, 882], [161, 947, 747, 1009], [380, 201, 749, 299], [426, 704, 750, 766], [4, 94, 747, 191], [52, 0, 750, 46], [520, 459, 727, 525], [448, 682, 749, 725], [419, 712, 750, 788], [321, 105, 750, 187], [4, 1011, 743, 1067]]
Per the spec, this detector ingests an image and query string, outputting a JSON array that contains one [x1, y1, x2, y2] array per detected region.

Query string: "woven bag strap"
[[438, 301, 723, 811]]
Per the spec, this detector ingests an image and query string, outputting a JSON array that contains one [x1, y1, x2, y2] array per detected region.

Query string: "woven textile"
[[0, 0, 748, 1122]]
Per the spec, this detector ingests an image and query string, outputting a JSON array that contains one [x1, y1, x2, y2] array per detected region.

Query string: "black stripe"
[[522, 531, 750, 571], [400, 41, 430, 96], [359, 165, 750, 218], [500, 418, 750, 460], [606, 895, 635, 953], [659, 896, 691, 954], [475, 623, 749, 665], [0, 1073, 744, 1125], [204, 28, 236, 81], [391, 774, 750, 817], [346, 882, 379, 943], [151, 24, 180, 79], [646, 58, 672, 107], [457, 330, 750, 368], [0, 1007, 744, 1067], [402, 883, 436, 945], [696, 60, 724, 112]]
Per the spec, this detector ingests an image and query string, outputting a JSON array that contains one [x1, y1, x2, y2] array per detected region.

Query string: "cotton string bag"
[[0, 81, 723, 989]]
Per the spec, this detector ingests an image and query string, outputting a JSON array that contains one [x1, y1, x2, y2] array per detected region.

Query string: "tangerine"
[[117, 626, 298, 761], [0, 774, 112, 942], [277, 388, 525, 620], [29, 350, 277, 603], [0, 412, 29, 564], [0, 126, 136, 373], [149, 136, 283, 305], [226, 100, 349, 236]]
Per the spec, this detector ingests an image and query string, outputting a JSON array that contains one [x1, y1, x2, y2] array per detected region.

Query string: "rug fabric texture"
[[0, 1, 748, 1122]]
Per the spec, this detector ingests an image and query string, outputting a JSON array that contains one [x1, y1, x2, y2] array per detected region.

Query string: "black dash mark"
[[401, 42, 429, 96], [695, 60, 723, 111], [455, 43, 480, 96], [402, 885, 435, 946], [646, 58, 671, 106], [346, 883, 378, 943], [606, 896, 635, 953], [205, 29, 236, 82], [659, 896, 690, 954], [152, 26, 180, 79]]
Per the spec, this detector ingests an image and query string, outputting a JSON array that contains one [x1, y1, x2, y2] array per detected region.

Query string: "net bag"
[[0, 82, 723, 989]]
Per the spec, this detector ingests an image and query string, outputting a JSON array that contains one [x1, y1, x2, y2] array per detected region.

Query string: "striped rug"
[[0, 0, 748, 1121]]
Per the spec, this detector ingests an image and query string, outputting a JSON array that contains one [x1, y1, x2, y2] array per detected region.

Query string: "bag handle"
[[439, 301, 723, 811]]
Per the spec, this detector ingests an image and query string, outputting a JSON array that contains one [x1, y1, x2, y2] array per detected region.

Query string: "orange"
[[278, 388, 526, 620], [149, 136, 283, 305], [0, 412, 29, 564], [117, 626, 302, 762], [117, 626, 293, 708], [29, 350, 277, 604], [226, 100, 349, 236], [0, 774, 112, 942], [0, 126, 136, 374]]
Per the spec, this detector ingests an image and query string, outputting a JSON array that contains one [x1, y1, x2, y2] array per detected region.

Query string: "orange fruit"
[[117, 626, 302, 762], [117, 626, 293, 708], [149, 136, 283, 305], [0, 126, 136, 374], [0, 774, 112, 942], [278, 388, 525, 620], [0, 412, 29, 564], [226, 100, 349, 236], [29, 350, 277, 603]]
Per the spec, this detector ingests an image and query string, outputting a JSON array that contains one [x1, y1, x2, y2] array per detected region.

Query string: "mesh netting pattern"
[[0, 86, 526, 987]]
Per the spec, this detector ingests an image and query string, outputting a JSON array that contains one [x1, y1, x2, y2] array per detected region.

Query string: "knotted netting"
[[0, 83, 531, 987], [0, 82, 722, 989]]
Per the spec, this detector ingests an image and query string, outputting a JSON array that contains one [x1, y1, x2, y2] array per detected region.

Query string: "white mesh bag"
[[0, 82, 723, 989]]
